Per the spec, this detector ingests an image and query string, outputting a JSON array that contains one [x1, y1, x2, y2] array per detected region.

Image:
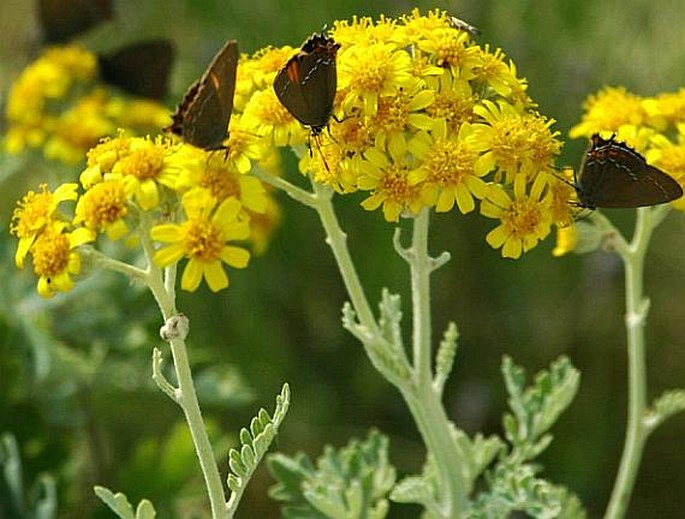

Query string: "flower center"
[[182, 219, 223, 262], [32, 230, 70, 276]]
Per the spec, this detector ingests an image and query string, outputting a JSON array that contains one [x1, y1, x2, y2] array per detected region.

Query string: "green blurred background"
[[1, 0, 685, 517]]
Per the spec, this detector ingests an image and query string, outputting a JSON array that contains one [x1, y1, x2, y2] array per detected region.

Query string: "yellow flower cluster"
[[570, 86, 685, 211], [552, 86, 685, 257], [10, 134, 279, 296], [4, 44, 169, 164], [238, 9, 565, 258]]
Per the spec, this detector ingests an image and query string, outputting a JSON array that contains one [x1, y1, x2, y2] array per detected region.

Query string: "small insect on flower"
[[574, 133, 683, 209], [166, 40, 239, 152], [446, 15, 480, 39], [273, 31, 341, 156]]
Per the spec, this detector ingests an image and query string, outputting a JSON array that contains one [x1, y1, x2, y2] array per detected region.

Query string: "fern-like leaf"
[[93, 486, 156, 519], [268, 429, 396, 518], [225, 382, 290, 515], [645, 389, 685, 432]]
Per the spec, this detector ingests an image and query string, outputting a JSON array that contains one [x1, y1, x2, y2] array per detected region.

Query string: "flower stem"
[[603, 207, 655, 519], [311, 180, 377, 330], [142, 236, 227, 517], [402, 210, 468, 516], [312, 198, 467, 517]]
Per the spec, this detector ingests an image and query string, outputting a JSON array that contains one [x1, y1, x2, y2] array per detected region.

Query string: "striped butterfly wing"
[[273, 33, 339, 134], [576, 134, 683, 208]]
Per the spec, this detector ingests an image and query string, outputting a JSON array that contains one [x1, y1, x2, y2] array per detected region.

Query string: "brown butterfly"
[[273, 33, 340, 137], [574, 134, 683, 209], [166, 40, 238, 151]]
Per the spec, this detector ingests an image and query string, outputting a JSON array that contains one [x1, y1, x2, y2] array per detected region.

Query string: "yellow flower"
[[424, 72, 477, 133], [471, 45, 527, 101], [241, 88, 307, 147], [337, 41, 416, 116], [10, 183, 79, 268], [29, 222, 93, 298], [244, 192, 282, 255], [238, 46, 295, 102], [569, 86, 647, 139], [358, 138, 424, 221], [552, 225, 577, 257], [73, 178, 129, 240], [398, 9, 455, 41], [415, 26, 479, 72], [367, 79, 436, 151], [151, 188, 251, 292], [547, 170, 577, 226], [175, 151, 268, 214], [299, 140, 358, 193], [110, 137, 177, 211], [481, 174, 553, 258], [224, 114, 267, 173], [642, 89, 685, 130], [645, 130, 685, 210], [471, 100, 562, 181], [408, 120, 492, 213], [43, 89, 114, 164], [332, 16, 395, 48], [81, 133, 133, 187]]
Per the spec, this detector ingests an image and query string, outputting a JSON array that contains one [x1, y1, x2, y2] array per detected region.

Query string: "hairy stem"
[[603, 207, 656, 519], [143, 242, 227, 518], [403, 210, 468, 516]]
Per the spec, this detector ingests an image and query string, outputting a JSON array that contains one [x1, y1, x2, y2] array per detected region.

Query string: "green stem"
[[402, 210, 468, 516], [139, 210, 227, 518], [251, 166, 318, 208], [311, 180, 377, 330], [604, 207, 654, 519], [410, 209, 432, 385], [313, 199, 467, 517]]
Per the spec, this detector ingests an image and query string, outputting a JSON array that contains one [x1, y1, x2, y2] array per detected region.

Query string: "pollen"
[[374, 94, 410, 133], [117, 145, 165, 181], [433, 33, 469, 68], [423, 141, 473, 186], [11, 185, 53, 238], [427, 91, 475, 129], [331, 116, 372, 152], [86, 134, 131, 170], [182, 219, 223, 262], [256, 90, 293, 125], [81, 180, 128, 229], [200, 165, 241, 201], [505, 200, 544, 237], [31, 229, 70, 277], [380, 166, 419, 202]]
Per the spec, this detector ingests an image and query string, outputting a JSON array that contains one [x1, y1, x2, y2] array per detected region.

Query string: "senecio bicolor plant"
[[6, 8, 685, 519]]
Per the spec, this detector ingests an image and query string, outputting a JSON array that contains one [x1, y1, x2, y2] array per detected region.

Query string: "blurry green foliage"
[[1, 0, 684, 517]]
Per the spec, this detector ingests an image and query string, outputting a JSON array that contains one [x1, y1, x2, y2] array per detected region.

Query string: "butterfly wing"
[[577, 135, 683, 208], [98, 40, 174, 100], [39, 0, 113, 43], [273, 34, 338, 132], [166, 40, 238, 150]]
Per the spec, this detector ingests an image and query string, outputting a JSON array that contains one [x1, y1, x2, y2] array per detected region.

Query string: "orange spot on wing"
[[286, 60, 300, 83]]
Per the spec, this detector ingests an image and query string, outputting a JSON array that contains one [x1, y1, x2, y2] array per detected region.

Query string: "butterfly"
[[98, 40, 174, 101], [38, 0, 113, 43], [574, 133, 683, 209], [273, 32, 340, 138], [166, 40, 238, 151]]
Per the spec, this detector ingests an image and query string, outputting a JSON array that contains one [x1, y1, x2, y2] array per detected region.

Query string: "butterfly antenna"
[[312, 133, 331, 173]]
